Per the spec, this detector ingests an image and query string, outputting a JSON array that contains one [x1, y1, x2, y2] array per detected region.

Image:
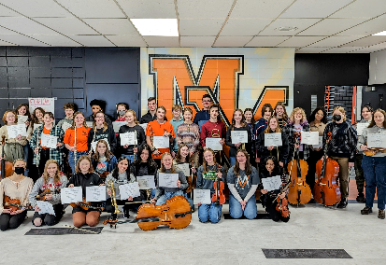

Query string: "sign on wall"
[[28, 98, 55, 114]]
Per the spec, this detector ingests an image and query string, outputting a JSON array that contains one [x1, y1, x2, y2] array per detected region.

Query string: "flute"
[[74, 126, 77, 169]]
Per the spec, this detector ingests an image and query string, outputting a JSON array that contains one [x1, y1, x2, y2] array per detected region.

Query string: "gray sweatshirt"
[[154, 168, 188, 200], [105, 171, 136, 199], [357, 125, 386, 157], [29, 175, 68, 207]]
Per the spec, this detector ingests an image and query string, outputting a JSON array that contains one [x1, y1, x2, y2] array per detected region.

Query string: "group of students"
[[0, 95, 385, 232]]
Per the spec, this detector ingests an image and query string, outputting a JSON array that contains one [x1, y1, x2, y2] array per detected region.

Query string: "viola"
[[36, 188, 60, 201], [4, 196, 34, 212], [70, 197, 104, 211], [314, 132, 341, 206], [0, 136, 14, 180], [287, 132, 312, 205], [211, 165, 225, 205]]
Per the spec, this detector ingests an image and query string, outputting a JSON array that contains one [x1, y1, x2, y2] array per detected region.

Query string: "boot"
[[356, 192, 366, 203], [361, 206, 372, 215], [378, 209, 385, 219], [337, 198, 348, 208]]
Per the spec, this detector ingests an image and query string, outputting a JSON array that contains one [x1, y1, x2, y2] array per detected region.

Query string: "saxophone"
[[108, 179, 122, 214]]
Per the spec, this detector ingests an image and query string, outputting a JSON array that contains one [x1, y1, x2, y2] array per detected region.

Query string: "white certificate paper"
[[193, 189, 211, 205], [91, 138, 110, 152], [206, 137, 223, 151], [312, 136, 323, 149], [262, 175, 282, 191], [86, 186, 106, 202], [119, 182, 141, 200], [231, 131, 248, 144], [153, 136, 169, 149], [112, 121, 126, 133], [367, 132, 386, 148], [17, 115, 28, 125], [120, 132, 137, 146], [175, 163, 190, 176], [61, 187, 82, 204], [356, 123, 369, 136], [86, 121, 93, 128], [264, 133, 282, 147], [139, 123, 148, 131], [41, 134, 58, 148], [61, 122, 72, 132], [137, 175, 156, 190], [301, 131, 319, 145], [36, 201, 56, 216], [159, 173, 179, 188], [7, 124, 27, 138]]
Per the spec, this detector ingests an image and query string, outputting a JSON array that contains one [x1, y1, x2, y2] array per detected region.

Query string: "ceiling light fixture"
[[373, 31, 386, 36], [274, 27, 298, 32], [131, 19, 178, 36]]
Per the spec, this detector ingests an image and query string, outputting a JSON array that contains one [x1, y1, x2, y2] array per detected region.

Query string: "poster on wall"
[[28, 98, 55, 115]]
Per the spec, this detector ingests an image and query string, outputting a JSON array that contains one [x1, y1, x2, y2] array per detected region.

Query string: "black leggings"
[[265, 197, 290, 223], [38, 149, 50, 177], [0, 211, 27, 231], [306, 150, 324, 192], [32, 204, 64, 226]]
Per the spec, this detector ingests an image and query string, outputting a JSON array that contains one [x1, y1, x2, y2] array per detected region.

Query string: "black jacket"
[[225, 125, 252, 157], [256, 130, 289, 163], [88, 125, 117, 153], [67, 172, 103, 198], [140, 111, 156, 124], [118, 125, 146, 155]]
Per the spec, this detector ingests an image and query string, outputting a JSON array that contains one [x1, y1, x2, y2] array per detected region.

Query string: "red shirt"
[[200, 120, 226, 147]]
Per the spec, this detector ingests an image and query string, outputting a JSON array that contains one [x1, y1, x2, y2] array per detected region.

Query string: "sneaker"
[[356, 193, 366, 203], [361, 206, 372, 215], [336, 198, 348, 209], [378, 209, 385, 219]]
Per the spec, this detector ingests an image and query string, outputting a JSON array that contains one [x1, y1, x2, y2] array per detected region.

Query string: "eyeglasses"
[[203, 100, 212, 103]]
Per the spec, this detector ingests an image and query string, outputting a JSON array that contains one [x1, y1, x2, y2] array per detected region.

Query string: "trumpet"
[[108, 179, 122, 215]]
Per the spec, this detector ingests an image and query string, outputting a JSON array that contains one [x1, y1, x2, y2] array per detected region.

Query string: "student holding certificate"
[[260, 156, 289, 222], [323, 106, 357, 209], [196, 148, 226, 223], [87, 111, 117, 154], [118, 110, 146, 163], [91, 139, 117, 179], [273, 102, 289, 128], [27, 107, 45, 141], [29, 160, 68, 227], [254, 103, 274, 164], [173, 144, 197, 199], [226, 150, 259, 219], [283, 107, 310, 161], [67, 155, 103, 228], [256, 116, 289, 168], [354, 105, 373, 203], [0, 111, 28, 164], [358, 109, 386, 219], [307, 107, 328, 194], [16, 104, 31, 175], [244, 108, 256, 166], [225, 109, 252, 166], [146, 106, 175, 167], [151, 153, 188, 206]]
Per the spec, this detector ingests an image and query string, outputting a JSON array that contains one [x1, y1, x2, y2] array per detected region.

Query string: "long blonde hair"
[[264, 116, 282, 133], [288, 107, 308, 125], [43, 159, 61, 185], [160, 153, 177, 173], [71, 111, 89, 129], [202, 148, 218, 174], [125, 109, 140, 125]]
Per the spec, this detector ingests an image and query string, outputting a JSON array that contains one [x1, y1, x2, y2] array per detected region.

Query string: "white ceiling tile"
[[337, 15, 386, 36], [341, 36, 386, 47], [331, 0, 386, 18], [246, 36, 289, 47], [116, 0, 176, 18], [35, 18, 97, 35], [0, 5, 20, 17], [83, 19, 139, 35], [180, 36, 215, 47], [144, 36, 179, 47], [280, 0, 352, 18], [296, 47, 327, 53], [221, 19, 271, 35], [278, 36, 323, 47], [0, 39, 16, 45], [56, 0, 124, 18], [70, 35, 114, 46], [0, 0, 71, 18], [308, 36, 365, 47], [322, 47, 358, 53], [355, 42, 386, 53], [0, 17, 57, 35], [180, 19, 223, 35], [299, 18, 368, 35], [31, 34, 81, 46], [230, 0, 294, 19], [178, 0, 233, 19], [107, 35, 147, 47], [214, 36, 253, 47], [0, 34, 48, 46], [260, 19, 321, 35]]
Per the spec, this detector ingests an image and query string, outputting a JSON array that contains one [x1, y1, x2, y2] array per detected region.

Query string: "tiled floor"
[[1, 180, 384, 265]]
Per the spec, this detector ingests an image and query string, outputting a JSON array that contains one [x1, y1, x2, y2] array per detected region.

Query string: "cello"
[[314, 132, 341, 206], [287, 132, 312, 205], [0, 136, 13, 180]]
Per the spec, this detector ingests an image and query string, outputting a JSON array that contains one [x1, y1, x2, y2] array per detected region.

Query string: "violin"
[[0, 136, 14, 180], [287, 132, 312, 205], [103, 195, 192, 231], [70, 197, 104, 211], [4, 196, 34, 212], [36, 188, 60, 201], [363, 147, 386, 157], [211, 165, 225, 205], [314, 132, 341, 206], [273, 181, 291, 218]]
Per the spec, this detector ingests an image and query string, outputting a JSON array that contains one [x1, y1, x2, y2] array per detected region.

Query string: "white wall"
[[369, 49, 386, 85]]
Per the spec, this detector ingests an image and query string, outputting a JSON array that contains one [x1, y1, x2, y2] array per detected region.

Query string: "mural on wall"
[[140, 48, 295, 125]]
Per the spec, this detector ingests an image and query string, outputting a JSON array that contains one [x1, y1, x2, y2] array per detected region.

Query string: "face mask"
[[333, 114, 341, 121], [14, 167, 24, 175], [118, 110, 126, 116]]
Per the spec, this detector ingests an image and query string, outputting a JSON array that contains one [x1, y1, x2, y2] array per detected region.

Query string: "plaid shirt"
[[29, 125, 65, 166], [283, 124, 310, 161]]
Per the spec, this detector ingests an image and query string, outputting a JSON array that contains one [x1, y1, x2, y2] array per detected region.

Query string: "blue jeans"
[[229, 194, 257, 219], [68, 151, 88, 174], [362, 156, 386, 210], [198, 202, 222, 223], [122, 154, 136, 164], [156, 190, 184, 205], [230, 156, 236, 167]]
